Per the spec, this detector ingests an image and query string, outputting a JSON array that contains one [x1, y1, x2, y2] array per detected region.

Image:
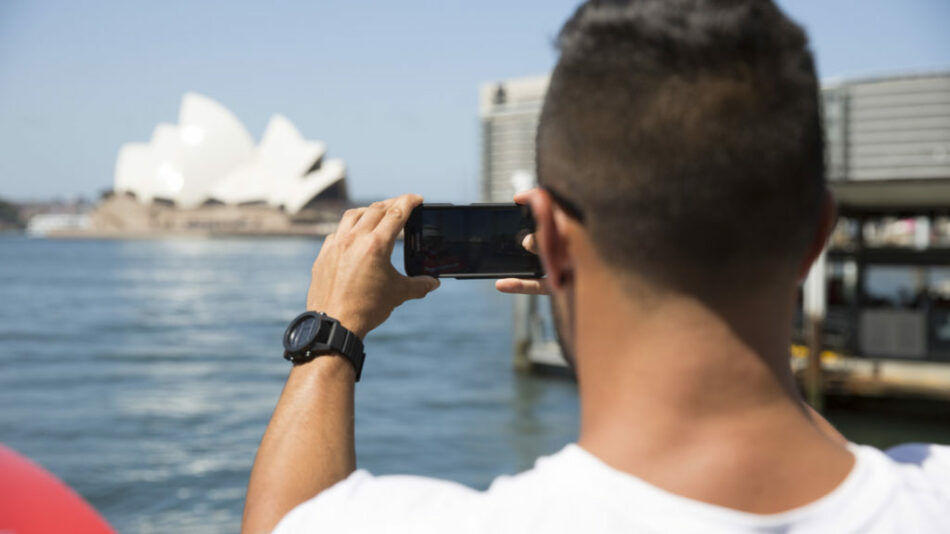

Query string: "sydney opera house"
[[84, 93, 348, 236]]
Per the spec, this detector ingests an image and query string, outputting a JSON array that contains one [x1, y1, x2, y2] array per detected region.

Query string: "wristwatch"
[[282, 311, 366, 381]]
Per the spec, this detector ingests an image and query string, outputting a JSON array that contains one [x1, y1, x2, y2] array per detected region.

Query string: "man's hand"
[[307, 194, 440, 338], [495, 189, 550, 296], [243, 194, 439, 534]]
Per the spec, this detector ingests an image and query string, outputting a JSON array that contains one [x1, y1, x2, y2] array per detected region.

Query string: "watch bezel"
[[283, 311, 324, 355]]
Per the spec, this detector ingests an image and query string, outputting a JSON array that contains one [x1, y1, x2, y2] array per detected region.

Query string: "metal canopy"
[[829, 178, 950, 217]]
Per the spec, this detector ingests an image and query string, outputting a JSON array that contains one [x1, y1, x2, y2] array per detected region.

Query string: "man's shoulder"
[[273, 445, 581, 534], [879, 442, 950, 497], [272, 470, 482, 533], [273, 442, 950, 533], [837, 442, 950, 530]]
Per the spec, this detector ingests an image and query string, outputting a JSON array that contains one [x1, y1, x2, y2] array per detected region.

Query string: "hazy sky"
[[1, 0, 948, 203]]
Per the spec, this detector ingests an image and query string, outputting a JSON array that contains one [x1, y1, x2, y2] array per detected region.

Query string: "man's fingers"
[[376, 194, 423, 250], [404, 275, 440, 300], [352, 200, 392, 233], [495, 278, 549, 295], [522, 233, 538, 255], [513, 189, 535, 205], [336, 207, 366, 234]]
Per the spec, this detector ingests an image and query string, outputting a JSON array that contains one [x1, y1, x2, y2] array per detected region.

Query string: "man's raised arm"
[[242, 194, 439, 534]]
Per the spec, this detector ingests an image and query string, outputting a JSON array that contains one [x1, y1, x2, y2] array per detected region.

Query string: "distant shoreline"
[[29, 194, 345, 240], [44, 227, 336, 240]]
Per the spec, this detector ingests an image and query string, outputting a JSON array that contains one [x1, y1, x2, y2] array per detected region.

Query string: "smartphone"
[[403, 203, 544, 279]]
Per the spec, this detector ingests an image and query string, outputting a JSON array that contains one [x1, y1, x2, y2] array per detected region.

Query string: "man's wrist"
[[338, 321, 368, 341], [307, 307, 368, 339], [292, 352, 356, 381]]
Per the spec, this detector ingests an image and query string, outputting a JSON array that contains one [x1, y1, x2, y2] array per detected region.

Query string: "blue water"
[[0, 236, 578, 532], [2, 235, 947, 532]]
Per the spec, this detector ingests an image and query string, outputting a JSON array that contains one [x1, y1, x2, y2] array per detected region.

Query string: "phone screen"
[[404, 204, 543, 279]]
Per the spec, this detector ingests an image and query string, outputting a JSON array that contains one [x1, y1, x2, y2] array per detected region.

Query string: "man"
[[244, 1, 950, 532]]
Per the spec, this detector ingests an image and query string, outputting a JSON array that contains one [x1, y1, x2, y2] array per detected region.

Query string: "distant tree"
[[0, 198, 24, 229]]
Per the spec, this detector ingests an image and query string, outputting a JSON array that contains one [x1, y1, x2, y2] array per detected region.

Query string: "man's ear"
[[529, 188, 574, 291], [798, 188, 838, 281]]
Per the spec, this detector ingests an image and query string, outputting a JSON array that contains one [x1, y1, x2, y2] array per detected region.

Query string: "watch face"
[[287, 314, 320, 353]]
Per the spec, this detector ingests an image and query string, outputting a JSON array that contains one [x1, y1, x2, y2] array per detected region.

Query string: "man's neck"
[[572, 272, 854, 513]]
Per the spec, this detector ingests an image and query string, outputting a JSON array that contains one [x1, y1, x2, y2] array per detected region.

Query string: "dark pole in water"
[[512, 294, 532, 372], [803, 248, 827, 411], [805, 316, 824, 411]]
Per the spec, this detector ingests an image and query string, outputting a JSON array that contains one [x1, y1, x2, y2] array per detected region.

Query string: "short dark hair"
[[538, 0, 824, 296]]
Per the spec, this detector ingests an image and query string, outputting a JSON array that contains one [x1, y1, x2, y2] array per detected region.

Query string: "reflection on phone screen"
[[419, 207, 536, 276]]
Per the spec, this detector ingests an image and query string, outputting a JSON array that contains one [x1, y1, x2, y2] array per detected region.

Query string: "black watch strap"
[[283, 312, 366, 381]]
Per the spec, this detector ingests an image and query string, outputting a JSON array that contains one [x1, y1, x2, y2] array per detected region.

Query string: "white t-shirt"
[[274, 442, 950, 533]]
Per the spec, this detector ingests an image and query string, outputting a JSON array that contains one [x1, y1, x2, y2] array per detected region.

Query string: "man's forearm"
[[243, 356, 356, 534], [243, 194, 438, 533]]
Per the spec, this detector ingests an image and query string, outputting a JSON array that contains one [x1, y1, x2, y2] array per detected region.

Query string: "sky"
[[1, 0, 948, 204]]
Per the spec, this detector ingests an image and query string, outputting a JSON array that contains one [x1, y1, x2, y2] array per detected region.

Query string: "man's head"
[[528, 0, 834, 367], [536, 0, 827, 300]]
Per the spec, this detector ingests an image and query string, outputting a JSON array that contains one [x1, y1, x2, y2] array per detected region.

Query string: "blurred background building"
[[479, 76, 549, 203], [481, 72, 950, 203]]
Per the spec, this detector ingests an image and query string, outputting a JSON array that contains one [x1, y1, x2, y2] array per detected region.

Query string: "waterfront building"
[[479, 76, 549, 202], [481, 72, 950, 200]]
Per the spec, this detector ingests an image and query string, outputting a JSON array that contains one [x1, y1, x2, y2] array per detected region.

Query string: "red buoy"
[[0, 443, 115, 533]]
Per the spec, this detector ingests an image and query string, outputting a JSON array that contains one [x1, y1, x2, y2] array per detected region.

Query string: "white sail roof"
[[114, 93, 346, 214]]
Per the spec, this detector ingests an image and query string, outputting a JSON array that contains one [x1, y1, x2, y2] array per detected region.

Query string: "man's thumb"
[[405, 275, 440, 300]]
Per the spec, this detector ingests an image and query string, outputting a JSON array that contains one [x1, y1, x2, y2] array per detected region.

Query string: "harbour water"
[[1, 235, 947, 532], [0, 236, 578, 532]]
